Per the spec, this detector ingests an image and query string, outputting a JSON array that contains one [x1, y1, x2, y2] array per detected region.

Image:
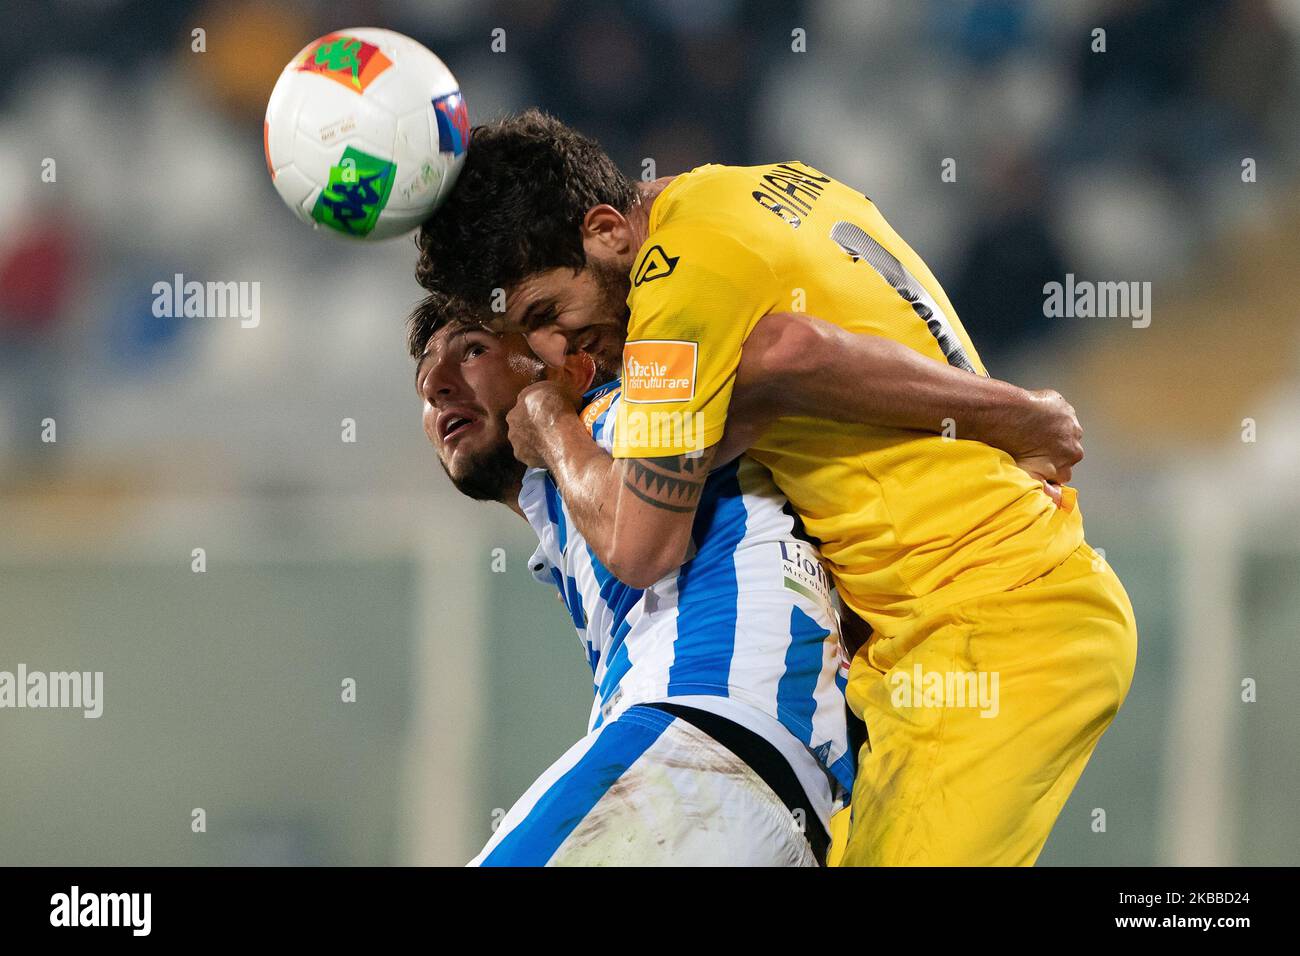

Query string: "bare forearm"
[[730, 312, 1082, 482], [818, 337, 1027, 440], [739, 313, 1027, 438], [532, 412, 706, 586], [535, 412, 623, 558]]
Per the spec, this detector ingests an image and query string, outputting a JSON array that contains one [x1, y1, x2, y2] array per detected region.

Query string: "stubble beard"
[[440, 415, 527, 503]]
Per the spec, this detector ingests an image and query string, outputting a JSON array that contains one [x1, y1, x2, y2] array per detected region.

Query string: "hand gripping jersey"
[[519, 380, 855, 802], [612, 162, 1085, 637]]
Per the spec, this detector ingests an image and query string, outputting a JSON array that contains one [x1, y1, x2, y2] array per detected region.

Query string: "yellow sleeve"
[[612, 225, 780, 459]]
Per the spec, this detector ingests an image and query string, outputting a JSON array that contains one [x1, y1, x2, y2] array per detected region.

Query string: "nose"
[[420, 349, 465, 407], [525, 326, 571, 368]]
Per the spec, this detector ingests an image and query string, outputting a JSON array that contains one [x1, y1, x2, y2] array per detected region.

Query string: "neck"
[[501, 480, 525, 519], [631, 176, 674, 248]]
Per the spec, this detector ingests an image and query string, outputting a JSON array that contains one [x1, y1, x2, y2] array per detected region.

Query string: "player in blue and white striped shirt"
[[521, 379, 854, 788], [415, 298, 855, 865]]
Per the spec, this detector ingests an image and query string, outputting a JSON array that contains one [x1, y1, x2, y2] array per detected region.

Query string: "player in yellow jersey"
[[415, 110, 1137, 866]]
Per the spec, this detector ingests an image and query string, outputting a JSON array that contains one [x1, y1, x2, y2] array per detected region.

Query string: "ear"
[[544, 349, 596, 403], [580, 204, 636, 256]]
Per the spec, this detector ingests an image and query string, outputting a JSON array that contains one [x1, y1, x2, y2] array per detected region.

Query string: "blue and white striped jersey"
[[519, 380, 855, 797]]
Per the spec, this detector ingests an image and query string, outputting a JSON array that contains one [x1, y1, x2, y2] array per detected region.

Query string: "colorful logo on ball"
[[295, 34, 393, 93], [310, 146, 396, 237], [433, 91, 470, 156]]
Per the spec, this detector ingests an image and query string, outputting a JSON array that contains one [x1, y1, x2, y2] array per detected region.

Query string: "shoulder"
[[650, 163, 763, 217], [629, 221, 778, 306], [634, 163, 814, 291], [650, 162, 824, 232]]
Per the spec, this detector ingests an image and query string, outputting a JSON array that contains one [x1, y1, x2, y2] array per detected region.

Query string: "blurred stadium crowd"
[[2, 0, 1297, 490], [2, 0, 1299, 866]]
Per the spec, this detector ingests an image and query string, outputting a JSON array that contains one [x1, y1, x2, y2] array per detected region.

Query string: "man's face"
[[504, 255, 631, 380], [416, 323, 543, 501]]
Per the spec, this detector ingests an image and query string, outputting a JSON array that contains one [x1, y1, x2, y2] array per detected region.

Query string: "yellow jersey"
[[612, 162, 1084, 635]]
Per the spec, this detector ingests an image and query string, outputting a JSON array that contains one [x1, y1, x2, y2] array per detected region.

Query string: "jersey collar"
[[582, 378, 621, 404]]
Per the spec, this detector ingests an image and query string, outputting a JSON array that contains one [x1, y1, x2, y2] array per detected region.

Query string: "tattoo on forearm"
[[622, 455, 708, 513]]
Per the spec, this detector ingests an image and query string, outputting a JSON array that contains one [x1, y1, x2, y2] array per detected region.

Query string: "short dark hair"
[[414, 109, 637, 306], [406, 291, 484, 359]]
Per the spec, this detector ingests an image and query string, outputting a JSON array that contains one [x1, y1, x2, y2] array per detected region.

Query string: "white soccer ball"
[[264, 27, 469, 240]]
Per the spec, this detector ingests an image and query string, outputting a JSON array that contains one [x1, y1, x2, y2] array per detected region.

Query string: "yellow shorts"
[[839, 542, 1137, 866]]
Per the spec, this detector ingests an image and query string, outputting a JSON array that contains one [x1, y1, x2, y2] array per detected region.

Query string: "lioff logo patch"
[[433, 91, 471, 156], [622, 340, 697, 404], [296, 34, 393, 93]]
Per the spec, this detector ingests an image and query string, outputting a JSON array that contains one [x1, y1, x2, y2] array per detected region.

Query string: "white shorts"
[[470, 703, 821, 866]]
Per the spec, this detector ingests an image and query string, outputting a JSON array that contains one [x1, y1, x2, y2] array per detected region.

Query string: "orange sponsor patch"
[[621, 340, 697, 404], [580, 389, 618, 430]]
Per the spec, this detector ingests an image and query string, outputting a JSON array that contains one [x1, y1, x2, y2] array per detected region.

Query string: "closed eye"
[[522, 302, 558, 332]]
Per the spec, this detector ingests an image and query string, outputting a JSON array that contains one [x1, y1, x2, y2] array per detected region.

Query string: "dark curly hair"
[[414, 109, 638, 306], [406, 290, 483, 359]]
